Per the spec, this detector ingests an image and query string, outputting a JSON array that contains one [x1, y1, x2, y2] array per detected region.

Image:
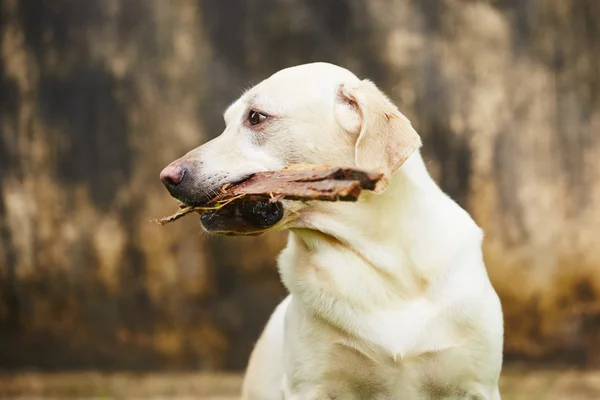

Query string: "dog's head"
[[159, 62, 421, 235]]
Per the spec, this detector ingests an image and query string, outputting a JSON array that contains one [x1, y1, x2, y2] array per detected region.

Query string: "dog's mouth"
[[198, 197, 284, 236], [156, 165, 385, 234], [189, 175, 285, 236]]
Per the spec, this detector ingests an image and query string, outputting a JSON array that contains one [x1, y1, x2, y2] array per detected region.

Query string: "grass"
[[1, 367, 599, 399]]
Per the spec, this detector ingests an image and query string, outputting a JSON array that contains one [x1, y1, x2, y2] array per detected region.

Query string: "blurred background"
[[1, 0, 599, 398]]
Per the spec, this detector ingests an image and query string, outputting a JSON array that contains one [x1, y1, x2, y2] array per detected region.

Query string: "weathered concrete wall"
[[0, 0, 599, 369]]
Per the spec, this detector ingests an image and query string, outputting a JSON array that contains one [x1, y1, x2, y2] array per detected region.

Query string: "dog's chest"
[[283, 340, 463, 399], [282, 299, 470, 400]]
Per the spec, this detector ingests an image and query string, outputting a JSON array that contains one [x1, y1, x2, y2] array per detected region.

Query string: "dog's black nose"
[[160, 163, 185, 188]]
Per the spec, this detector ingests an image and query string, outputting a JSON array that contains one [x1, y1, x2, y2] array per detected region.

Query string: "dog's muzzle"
[[159, 161, 285, 235]]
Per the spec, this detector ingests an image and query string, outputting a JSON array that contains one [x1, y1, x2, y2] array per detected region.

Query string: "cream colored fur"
[[182, 63, 504, 399]]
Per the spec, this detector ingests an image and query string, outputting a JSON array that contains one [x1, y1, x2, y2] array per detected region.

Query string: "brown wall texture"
[[1, 0, 599, 370]]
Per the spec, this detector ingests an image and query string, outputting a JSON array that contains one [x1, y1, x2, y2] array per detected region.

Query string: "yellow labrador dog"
[[160, 63, 504, 399]]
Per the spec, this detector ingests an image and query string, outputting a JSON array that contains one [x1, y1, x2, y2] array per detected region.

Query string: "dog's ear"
[[337, 80, 422, 193]]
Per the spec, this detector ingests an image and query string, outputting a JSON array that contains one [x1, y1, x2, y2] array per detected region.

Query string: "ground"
[[1, 367, 599, 399]]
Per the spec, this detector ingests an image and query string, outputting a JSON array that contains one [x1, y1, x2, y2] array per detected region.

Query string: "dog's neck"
[[279, 152, 484, 357], [283, 151, 483, 301]]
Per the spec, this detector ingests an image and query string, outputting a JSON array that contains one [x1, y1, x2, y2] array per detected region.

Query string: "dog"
[[159, 62, 504, 399]]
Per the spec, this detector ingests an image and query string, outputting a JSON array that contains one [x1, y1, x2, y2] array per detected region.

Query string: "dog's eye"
[[248, 110, 268, 126]]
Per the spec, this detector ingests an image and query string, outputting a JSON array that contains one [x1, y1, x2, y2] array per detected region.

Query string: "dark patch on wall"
[[117, 204, 155, 333], [214, 282, 287, 370], [306, 0, 353, 42], [0, 76, 20, 142], [17, 0, 102, 64], [498, 0, 535, 54], [37, 69, 132, 209], [206, 236, 285, 369], [0, 58, 19, 176], [413, 50, 472, 209], [0, 191, 20, 335], [118, 245, 155, 333], [303, 0, 388, 83], [197, 0, 389, 137], [428, 122, 472, 209], [198, 0, 248, 72], [503, 276, 600, 367], [415, 0, 445, 34], [16, 0, 161, 210], [0, 233, 164, 371], [0, 2, 20, 340]]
